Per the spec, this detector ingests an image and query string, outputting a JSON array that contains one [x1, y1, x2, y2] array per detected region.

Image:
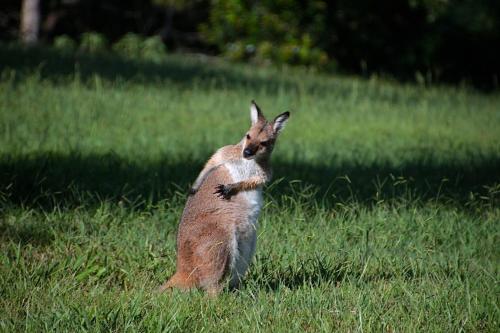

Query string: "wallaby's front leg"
[[214, 176, 266, 200]]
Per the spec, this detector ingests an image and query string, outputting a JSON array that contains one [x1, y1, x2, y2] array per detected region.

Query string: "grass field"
[[1, 44, 499, 332]]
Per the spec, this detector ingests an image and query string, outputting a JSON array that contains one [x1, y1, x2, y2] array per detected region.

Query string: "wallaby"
[[159, 101, 290, 295]]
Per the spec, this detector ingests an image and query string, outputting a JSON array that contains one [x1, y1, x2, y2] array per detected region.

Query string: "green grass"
[[0, 43, 499, 332]]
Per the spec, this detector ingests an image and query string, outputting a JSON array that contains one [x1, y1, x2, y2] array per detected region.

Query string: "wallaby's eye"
[[246, 134, 251, 140], [261, 140, 270, 147]]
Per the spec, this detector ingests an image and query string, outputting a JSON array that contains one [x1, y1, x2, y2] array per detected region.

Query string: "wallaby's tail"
[[158, 272, 193, 293]]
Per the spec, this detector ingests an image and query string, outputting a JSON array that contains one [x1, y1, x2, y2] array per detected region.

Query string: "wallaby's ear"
[[273, 111, 290, 134], [250, 100, 265, 125]]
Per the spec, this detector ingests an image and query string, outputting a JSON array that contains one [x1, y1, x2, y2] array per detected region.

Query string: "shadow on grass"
[[1, 152, 499, 211], [0, 220, 55, 247], [250, 254, 463, 291], [0, 43, 427, 105], [250, 256, 347, 291], [0, 43, 304, 95]]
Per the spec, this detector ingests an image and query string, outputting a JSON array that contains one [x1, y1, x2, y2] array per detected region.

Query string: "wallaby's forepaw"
[[214, 184, 235, 200], [188, 187, 197, 195]]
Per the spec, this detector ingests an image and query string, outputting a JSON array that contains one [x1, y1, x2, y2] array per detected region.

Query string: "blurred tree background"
[[2, 0, 499, 88]]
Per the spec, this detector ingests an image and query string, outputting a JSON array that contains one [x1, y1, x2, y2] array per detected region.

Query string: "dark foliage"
[[1, 0, 500, 86]]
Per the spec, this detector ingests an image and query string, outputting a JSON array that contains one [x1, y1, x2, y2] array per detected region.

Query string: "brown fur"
[[159, 166, 247, 294], [160, 101, 290, 295]]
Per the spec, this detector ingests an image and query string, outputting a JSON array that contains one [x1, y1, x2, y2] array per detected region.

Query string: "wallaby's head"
[[242, 101, 290, 160]]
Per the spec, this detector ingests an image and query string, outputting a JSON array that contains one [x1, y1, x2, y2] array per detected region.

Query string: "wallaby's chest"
[[225, 159, 260, 182], [224, 159, 263, 226]]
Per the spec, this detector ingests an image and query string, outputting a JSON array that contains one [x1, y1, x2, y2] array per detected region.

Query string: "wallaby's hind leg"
[[229, 231, 256, 290], [160, 227, 231, 295], [205, 284, 224, 297], [196, 235, 231, 295]]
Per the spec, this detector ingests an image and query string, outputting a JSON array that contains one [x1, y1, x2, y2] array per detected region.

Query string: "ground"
[[0, 44, 499, 331]]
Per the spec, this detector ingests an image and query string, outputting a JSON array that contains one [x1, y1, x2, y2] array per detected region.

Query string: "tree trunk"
[[20, 0, 41, 45], [161, 6, 174, 42]]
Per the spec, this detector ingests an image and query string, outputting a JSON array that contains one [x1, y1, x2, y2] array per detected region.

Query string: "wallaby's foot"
[[214, 184, 235, 200]]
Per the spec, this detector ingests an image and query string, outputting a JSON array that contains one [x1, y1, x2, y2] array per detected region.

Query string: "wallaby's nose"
[[243, 148, 253, 158]]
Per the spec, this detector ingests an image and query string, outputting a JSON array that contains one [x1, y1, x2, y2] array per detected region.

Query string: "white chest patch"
[[224, 159, 264, 287], [225, 159, 263, 218], [225, 159, 259, 182]]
